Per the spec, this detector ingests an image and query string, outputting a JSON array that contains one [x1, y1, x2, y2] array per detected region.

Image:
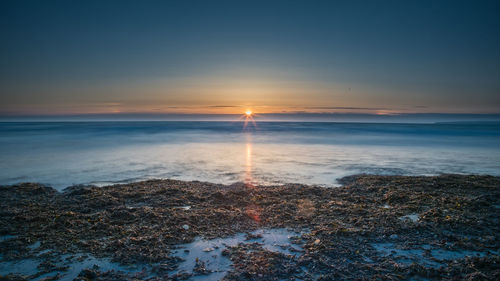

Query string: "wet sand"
[[0, 175, 499, 280]]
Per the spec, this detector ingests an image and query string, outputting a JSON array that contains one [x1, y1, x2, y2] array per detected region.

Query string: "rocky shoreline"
[[1, 175, 499, 280]]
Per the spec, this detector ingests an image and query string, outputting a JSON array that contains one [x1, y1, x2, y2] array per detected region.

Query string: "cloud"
[[294, 106, 391, 111]]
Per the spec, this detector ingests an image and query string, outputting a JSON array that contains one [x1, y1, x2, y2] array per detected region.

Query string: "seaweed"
[[0, 175, 499, 280]]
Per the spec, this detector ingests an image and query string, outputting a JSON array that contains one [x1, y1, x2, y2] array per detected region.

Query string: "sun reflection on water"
[[243, 133, 261, 224], [245, 137, 253, 186]]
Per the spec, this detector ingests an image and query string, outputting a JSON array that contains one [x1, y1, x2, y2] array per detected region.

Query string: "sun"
[[242, 109, 256, 129], [241, 109, 256, 129]]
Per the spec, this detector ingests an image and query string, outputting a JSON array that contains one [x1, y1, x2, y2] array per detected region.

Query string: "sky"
[[1, 0, 500, 117]]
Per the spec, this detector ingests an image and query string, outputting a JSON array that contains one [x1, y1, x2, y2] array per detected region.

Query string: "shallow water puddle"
[[173, 205, 192, 210], [0, 229, 304, 280], [372, 242, 498, 268], [0, 251, 148, 281], [28, 241, 41, 250], [0, 235, 17, 242], [399, 214, 419, 222], [169, 228, 305, 280]]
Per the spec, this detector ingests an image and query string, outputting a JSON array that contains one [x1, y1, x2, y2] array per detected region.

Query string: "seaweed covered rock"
[[1, 175, 499, 280]]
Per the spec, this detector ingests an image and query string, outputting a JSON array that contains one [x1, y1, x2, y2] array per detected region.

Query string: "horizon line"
[[2, 112, 500, 117], [2, 112, 500, 123]]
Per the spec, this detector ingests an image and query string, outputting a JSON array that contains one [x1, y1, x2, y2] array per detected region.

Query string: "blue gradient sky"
[[1, 0, 499, 116]]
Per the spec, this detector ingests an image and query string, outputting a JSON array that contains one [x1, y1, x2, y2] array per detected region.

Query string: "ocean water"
[[1, 121, 499, 190]]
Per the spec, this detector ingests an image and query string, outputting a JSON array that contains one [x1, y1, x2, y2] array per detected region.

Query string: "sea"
[[1, 121, 500, 190]]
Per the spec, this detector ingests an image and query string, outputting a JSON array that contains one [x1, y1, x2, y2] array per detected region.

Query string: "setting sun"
[[1, 1, 499, 280]]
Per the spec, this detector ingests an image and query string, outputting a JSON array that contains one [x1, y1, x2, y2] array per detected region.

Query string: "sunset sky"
[[1, 0, 499, 117]]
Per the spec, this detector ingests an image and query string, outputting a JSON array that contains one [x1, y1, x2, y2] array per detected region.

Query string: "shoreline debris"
[[1, 174, 499, 280]]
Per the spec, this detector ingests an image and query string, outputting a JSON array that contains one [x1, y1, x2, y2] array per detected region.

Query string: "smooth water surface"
[[1, 121, 500, 190]]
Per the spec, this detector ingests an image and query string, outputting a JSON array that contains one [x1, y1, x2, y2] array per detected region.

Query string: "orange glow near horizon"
[[6, 103, 470, 116]]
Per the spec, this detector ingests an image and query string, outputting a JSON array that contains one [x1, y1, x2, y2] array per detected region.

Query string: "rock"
[[78, 268, 98, 279]]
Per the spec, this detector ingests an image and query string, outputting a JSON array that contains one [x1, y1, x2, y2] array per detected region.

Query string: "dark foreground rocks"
[[0, 174, 499, 280]]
